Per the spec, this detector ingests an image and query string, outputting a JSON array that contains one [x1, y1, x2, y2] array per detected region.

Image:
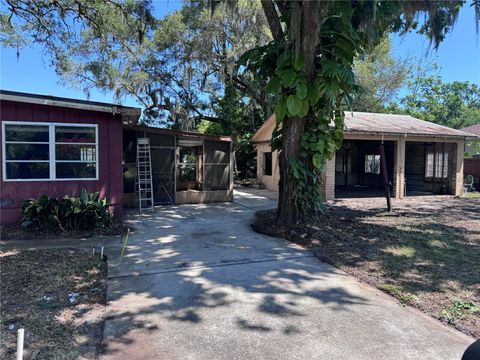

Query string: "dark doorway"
[[335, 140, 394, 198]]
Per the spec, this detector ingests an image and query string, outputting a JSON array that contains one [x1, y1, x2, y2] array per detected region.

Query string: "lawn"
[[253, 196, 480, 338], [0, 248, 107, 359]]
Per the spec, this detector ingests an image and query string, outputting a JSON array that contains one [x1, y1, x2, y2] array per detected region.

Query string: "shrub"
[[21, 190, 113, 232]]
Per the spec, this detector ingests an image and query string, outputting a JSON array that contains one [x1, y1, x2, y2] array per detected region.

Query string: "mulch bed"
[[0, 248, 107, 359], [0, 222, 125, 241], [252, 197, 480, 338]]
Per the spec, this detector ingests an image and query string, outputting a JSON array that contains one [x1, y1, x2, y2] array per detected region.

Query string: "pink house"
[[0, 90, 140, 224], [1, 90, 234, 225]]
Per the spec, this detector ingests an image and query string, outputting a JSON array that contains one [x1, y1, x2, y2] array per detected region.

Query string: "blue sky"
[[1, 1, 479, 109]]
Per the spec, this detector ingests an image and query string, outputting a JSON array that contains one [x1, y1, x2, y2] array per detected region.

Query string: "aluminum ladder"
[[136, 138, 154, 212]]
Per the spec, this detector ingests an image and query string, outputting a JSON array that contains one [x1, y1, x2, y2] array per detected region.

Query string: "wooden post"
[[379, 144, 392, 212]]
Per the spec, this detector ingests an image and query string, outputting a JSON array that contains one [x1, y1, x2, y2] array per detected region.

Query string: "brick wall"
[[323, 157, 336, 200]]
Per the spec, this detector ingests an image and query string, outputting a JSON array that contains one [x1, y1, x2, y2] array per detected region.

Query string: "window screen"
[[3, 122, 97, 181], [204, 140, 230, 190]]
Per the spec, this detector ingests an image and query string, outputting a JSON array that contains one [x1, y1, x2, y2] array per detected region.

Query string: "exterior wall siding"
[[255, 142, 280, 192], [0, 100, 124, 224]]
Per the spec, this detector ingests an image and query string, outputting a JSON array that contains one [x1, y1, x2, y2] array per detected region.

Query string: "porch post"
[[452, 141, 465, 196], [323, 155, 336, 201], [393, 137, 406, 198]]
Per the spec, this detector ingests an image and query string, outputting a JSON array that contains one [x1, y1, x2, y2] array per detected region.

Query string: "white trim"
[[1, 94, 113, 114], [2, 121, 99, 182], [4, 160, 50, 163], [3, 121, 97, 127]]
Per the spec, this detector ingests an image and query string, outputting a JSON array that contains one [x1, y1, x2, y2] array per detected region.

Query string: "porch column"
[[322, 155, 336, 201], [452, 141, 465, 196], [393, 138, 406, 198]]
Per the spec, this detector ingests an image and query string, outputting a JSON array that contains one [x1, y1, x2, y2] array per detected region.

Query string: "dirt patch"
[[0, 221, 125, 241], [252, 196, 480, 338], [0, 248, 107, 359]]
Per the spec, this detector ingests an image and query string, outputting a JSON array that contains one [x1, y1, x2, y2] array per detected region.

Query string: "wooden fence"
[[464, 158, 480, 185]]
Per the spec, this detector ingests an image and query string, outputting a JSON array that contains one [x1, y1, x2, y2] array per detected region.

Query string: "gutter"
[[0, 92, 141, 118], [344, 130, 476, 141]]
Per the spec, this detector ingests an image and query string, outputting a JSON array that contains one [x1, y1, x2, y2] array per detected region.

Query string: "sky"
[[1, 1, 479, 109]]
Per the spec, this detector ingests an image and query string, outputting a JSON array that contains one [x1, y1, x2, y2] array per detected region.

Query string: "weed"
[[442, 300, 479, 323]]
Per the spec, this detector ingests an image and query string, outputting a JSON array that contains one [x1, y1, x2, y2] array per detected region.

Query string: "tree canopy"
[[401, 71, 480, 129], [352, 37, 411, 113], [2, 0, 479, 224], [1, 0, 271, 128]]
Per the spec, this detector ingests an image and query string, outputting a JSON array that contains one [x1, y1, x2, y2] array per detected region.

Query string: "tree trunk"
[[276, 0, 321, 225], [276, 116, 306, 224]]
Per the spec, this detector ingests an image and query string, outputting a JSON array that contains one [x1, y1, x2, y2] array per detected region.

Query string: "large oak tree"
[[2, 0, 479, 224]]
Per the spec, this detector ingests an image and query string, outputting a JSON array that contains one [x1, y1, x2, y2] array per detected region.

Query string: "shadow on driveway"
[[102, 189, 473, 360]]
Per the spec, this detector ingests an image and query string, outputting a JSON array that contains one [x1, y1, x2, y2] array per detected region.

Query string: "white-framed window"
[[2, 121, 98, 181], [425, 144, 448, 179], [364, 154, 381, 174]]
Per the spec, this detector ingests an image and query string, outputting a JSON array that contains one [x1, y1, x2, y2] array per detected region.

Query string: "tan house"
[[252, 112, 476, 200]]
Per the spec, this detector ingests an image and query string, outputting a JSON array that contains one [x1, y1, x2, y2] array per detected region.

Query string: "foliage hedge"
[[21, 190, 112, 232]]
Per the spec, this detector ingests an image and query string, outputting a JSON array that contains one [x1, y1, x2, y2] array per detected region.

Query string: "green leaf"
[[296, 79, 308, 100], [266, 76, 281, 94], [280, 69, 297, 88], [292, 53, 305, 71], [286, 95, 302, 116], [313, 153, 323, 170], [80, 189, 88, 204], [276, 50, 292, 68], [274, 101, 286, 122], [298, 99, 309, 117], [308, 78, 322, 106]]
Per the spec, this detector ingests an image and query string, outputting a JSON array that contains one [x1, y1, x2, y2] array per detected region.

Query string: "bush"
[[21, 190, 113, 232]]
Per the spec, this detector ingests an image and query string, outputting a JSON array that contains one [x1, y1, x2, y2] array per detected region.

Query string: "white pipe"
[[16, 328, 24, 360], [100, 246, 104, 259]]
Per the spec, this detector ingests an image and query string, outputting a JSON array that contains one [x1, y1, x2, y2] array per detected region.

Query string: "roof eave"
[[345, 129, 474, 139], [0, 92, 141, 123]]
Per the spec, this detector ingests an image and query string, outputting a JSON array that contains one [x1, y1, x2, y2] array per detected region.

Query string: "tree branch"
[[261, 0, 284, 42]]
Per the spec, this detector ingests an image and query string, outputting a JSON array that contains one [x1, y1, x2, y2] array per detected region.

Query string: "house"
[[252, 112, 477, 200], [461, 124, 480, 157], [460, 124, 480, 188], [0, 90, 233, 225]]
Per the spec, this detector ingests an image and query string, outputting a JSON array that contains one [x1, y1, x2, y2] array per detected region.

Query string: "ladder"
[[136, 138, 154, 212]]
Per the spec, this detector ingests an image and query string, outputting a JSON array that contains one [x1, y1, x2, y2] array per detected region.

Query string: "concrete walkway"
[[102, 188, 473, 359]]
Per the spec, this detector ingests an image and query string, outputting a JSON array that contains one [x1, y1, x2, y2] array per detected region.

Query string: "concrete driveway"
[[102, 188, 473, 359]]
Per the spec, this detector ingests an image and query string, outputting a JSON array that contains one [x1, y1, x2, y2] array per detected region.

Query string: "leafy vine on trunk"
[[243, 6, 360, 219]]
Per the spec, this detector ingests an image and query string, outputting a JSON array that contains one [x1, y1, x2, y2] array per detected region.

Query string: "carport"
[[335, 139, 394, 198]]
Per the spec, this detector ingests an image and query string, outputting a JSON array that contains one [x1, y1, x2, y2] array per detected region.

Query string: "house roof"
[[135, 125, 232, 142], [0, 89, 141, 126], [252, 112, 477, 143], [344, 112, 476, 138], [460, 124, 480, 136]]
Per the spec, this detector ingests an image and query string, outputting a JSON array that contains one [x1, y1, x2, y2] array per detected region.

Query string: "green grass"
[[379, 284, 416, 305]]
